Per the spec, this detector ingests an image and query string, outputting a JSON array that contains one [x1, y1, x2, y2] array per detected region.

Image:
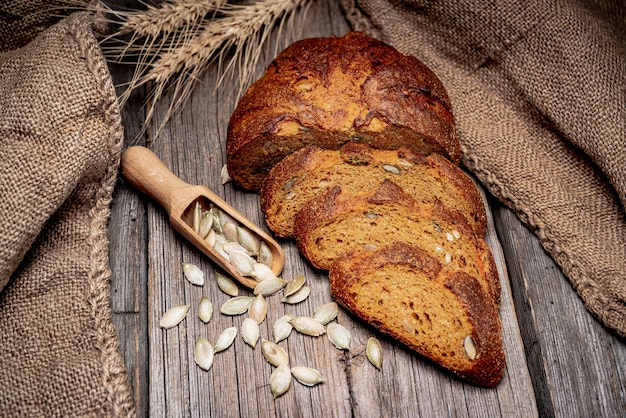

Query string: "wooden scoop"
[[120, 145, 284, 290]]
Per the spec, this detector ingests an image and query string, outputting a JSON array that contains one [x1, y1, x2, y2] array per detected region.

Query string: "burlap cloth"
[[339, 0, 626, 337], [0, 5, 136, 417]]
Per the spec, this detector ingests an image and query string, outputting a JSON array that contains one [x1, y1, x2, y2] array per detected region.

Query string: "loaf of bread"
[[226, 31, 460, 191], [260, 142, 486, 238], [329, 242, 505, 387], [294, 180, 500, 306]]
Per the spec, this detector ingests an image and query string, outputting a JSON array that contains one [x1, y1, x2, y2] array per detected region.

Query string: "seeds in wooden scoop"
[[194, 337, 214, 371], [214, 327, 238, 353], [159, 304, 189, 329], [283, 275, 306, 298], [290, 316, 326, 337], [257, 241, 273, 267], [464, 335, 477, 360], [312, 302, 338, 325], [238, 226, 261, 256], [223, 221, 239, 242], [253, 277, 287, 296], [198, 210, 214, 238], [273, 314, 293, 343], [251, 262, 276, 282], [241, 317, 260, 348], [366, 337, 383, 370], [282, 285, 310, 304], [220, 296, 252, 315], [326, 323, 351, 350], [193, 202, 202, 233], [197, 297, 213, 323], [291, 366, 326, 387], [182, 262, 204, 286], [270, 365, 291, 398], [216, 272, 239, 296], [261, 339, 289, 367], [248, 294, 268, 324], [229, 251, 254, 276]]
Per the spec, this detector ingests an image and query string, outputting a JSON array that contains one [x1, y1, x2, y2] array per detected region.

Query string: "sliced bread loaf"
[[261, 142, 486, 238], [226, 31, 459, 191], [329, 242, 505, 387], [294, 180, 500, 306]]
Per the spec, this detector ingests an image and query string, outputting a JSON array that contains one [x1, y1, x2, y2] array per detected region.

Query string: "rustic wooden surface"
[[106, 1, 626, 417]]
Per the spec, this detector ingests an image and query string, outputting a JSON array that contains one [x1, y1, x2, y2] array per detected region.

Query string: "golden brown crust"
[[329, 242, 505, 387], [294, 180, 501, 306], [260, 143, 486, 238], [227, 31, 459, 191]]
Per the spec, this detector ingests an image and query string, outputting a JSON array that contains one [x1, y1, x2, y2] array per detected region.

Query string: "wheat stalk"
[[97, 0, 311, 141]]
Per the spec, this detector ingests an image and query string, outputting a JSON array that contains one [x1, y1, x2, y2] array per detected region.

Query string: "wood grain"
[[106, 0, 626, 417]]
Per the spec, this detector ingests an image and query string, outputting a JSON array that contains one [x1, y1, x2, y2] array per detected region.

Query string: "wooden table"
[[106, 1, 626, 416]]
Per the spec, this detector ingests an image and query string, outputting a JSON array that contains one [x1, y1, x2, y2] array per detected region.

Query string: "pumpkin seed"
[[290, 316, 326, 337], [282, 177, 297, 191], [214, 327, 238, 353], [257, 241, 273, 267], [291, 366, 326, 386], [205, 229, 216, 246], [283, 275, 306, 298], [223, 221, 239, 242], [366, 337, 383, 369], [282, 285, 310, 304], [261, 339, 289, 367], [220, 296, 252, 315], [221, 164, 232, 185], [270, 365, 291, 398], [464, 335, 477, 360], [193, 202, 202, 233], [241, 317, 260, 348], [248, 294, 268, 324], [382, 164, 401, 174], [217, 209, 238, 230], [273, 314, 293, 343], [182, 262, 204, 286], [159, 304, 189, 329], [229, 251, 254, 276], [197, 297, 213, 323], [237, 226, 261, 255], [326, 323, 351, 350], [194, 337, 214, 371], [253, 277, 287, 296], [312, 302, 338, 325], [251, 262, 277, 282], [198, 210, 214, 238], [216, 272, 239, 296]]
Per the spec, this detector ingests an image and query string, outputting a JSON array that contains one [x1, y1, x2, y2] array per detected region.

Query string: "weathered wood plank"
[[491, 203, 626, 418]]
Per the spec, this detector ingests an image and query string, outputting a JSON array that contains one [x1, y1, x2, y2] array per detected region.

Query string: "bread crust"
[[329, 242, 505, 387], [227, 31, 459, 191]]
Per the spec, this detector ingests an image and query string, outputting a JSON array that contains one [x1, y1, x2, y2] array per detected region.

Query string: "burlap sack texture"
[[339, 0, 626, 337], [0, 7, 136, 417]]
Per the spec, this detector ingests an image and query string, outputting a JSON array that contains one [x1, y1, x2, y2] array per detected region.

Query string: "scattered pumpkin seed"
[[257, 241, 273, 267], [270, 365, 291, 398], [241, 317, 260, 348], [221, 164, 232, 185], [464, 335, 477, 360], [237, 226, 261, 255], [282, 285, 310, 304], [159, 304, 189, 329], [182, 262, 204, 286], [197, 297, 213, 323], [273, 314, 294, 343], [366, 337, 383, 369], [312, 302, 338, 325], [326, 323, 351, 350], [261, 339, 289, 367], [214, 327, 238, 353], [251, 262, 277, 282], [216, 272, 239, 297], [290, 316, 326, 337], [194, 337, 214, 371], [283, 275, 306, 298], [291, 366, 326, 387], [248, 294, 268, 324], [253, 277, 287, 296], [220, 296, 252, 315]]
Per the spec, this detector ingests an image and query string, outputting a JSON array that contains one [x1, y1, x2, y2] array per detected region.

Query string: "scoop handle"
[[120, 146, 189, 213]]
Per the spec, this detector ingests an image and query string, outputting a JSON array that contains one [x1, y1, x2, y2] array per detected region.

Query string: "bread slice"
[[226, 31, 459, 191], [261, 142, 486, 238], [294, 180, 500, 306], [329, 242, 505, 387]]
